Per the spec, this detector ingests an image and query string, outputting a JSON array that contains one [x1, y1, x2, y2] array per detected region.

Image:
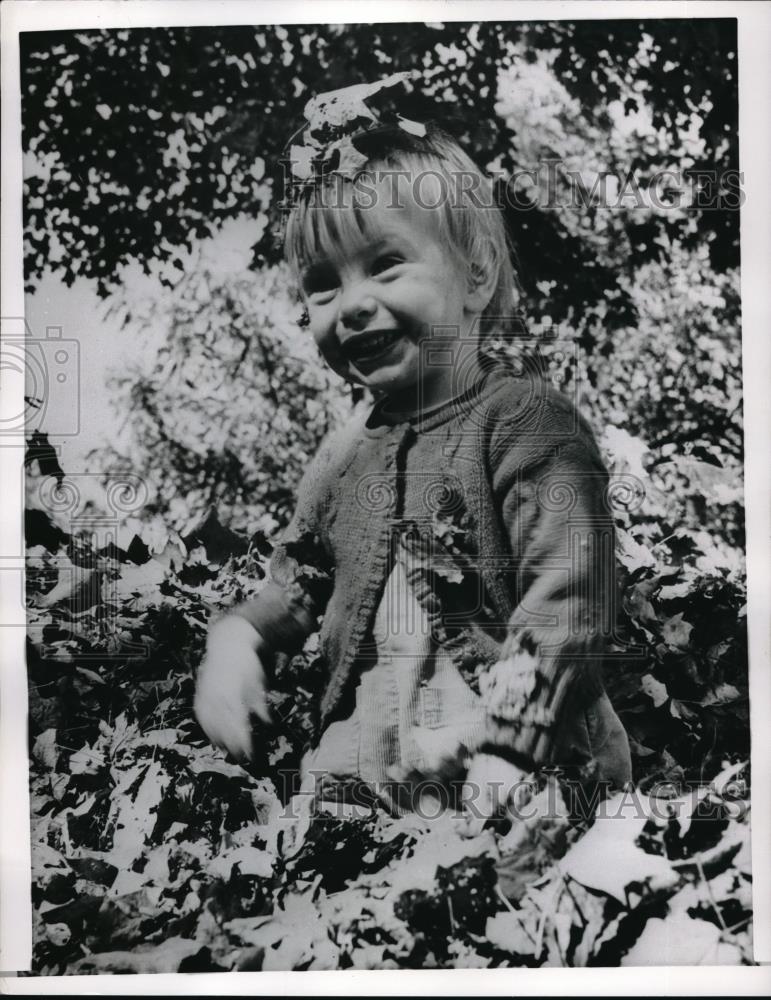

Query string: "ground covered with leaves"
[[24, 448, 753, 973]]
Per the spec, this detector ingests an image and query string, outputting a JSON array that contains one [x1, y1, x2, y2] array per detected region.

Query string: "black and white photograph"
[[1, 0, 770, 990]]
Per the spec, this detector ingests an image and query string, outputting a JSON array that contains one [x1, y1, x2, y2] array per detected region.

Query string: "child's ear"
[[465, 252, 498, 314]]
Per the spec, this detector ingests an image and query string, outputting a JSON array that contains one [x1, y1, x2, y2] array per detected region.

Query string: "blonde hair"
[[284, 125, 517, 325]]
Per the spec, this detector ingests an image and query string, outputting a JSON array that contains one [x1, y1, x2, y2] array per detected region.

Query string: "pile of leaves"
[[24, 455, 753, 973]]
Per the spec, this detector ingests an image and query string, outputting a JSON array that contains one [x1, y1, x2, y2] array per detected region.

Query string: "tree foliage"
[[21, 19, 745, 533], [100, 261, 354, 531], [22, 19, 738, 309]]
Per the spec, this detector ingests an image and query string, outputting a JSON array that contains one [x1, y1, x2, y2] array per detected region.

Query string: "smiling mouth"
[[342, 329, 403, 365]]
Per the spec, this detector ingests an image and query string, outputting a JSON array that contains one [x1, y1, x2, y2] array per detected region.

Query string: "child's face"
[[299, 195, 480, 409]]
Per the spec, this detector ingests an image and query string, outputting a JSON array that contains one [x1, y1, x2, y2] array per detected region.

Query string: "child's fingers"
[[458, 771, 496, 837], [197, 699, 249, 761], [222, 713, 258, 763], [456, 754, 532, 837], [410, 725, 466, 779], [224, 730, 252, 764], [222, 691, 264, 761], [456, 810, 489, 839], [195, 675, 256, 762], [193, 686, 222, 745], [247, 683, 272, 727], [386, 763, 412, 783], [195, 639, 273, 762]]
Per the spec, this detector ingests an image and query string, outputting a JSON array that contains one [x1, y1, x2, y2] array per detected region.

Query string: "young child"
[[194, 73, 632, 824]]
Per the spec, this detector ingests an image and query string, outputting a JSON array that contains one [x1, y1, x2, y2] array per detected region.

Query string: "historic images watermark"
[[1, 317, 81, 438], [267, 766, 750, 824], [280, 161, 745, 214], [5, 316, 152, 659]]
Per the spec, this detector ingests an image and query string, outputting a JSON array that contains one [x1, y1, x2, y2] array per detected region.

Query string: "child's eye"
[[302, 264, 339, 297], [371, 254, 403, 276]]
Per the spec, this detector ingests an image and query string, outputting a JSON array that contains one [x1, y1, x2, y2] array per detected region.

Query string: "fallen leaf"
[[387, 813, 495, 900], [187, 754, 248, 779], [289, 144, 315, 180], [673, 786, 709, 836], [623, 580, 658, 625], [106, 868, 147, 898], [68, 855, 118, 887], [268, 734, 293, 766], [560, 795, 678, 903], [143, 728, 182, 748], [699, 682, 741, 707], [32, 729, 58, 770], [351, 943, 389, 968], [330, 138, 369, 178], [485, 910, 537, 956], [46, 922, 72, 947], [618, 531, 657, 573], [433, 564, 465, 584], [640, 674, 668, 707], [106, 761, 169, 872], [258, 890, 339, 971], [73, 936, 204, 974], [37, 557, 99, 609], [660, 613, 693, 649], [31, 844, 70, 886], [658, 580, 692, 601], [670, 699, 699, 722], [712, 760, 748, 797], [69, 744, 104, 775], [303, 72, 415, 137], [114, 559, 167, 598], [397, 116, 427, 137], [621, 913, 743, 965], [50, 773, 70, 801], [278, 791, 316, 860], [207, 845, 274, 880]]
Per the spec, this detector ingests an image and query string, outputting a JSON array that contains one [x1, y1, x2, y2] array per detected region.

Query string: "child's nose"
[[339, 283, 378, 331]]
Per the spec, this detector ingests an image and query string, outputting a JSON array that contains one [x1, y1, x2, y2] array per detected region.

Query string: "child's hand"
[[458, 754, 533, 837], [386, 729, 533, 833], [411, 725, 469, 781], [387, 725, 468, 785], [194, 616, 272, 763]]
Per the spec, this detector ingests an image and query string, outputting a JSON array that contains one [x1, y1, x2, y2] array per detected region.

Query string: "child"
[[194, 73, 632, 824]]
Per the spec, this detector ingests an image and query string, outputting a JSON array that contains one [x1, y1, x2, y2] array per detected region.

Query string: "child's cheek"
[[313, 329, 359, 385], [308, 309, 340, 359]]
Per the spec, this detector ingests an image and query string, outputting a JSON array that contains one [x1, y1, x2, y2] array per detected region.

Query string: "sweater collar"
[[363, 365, 506, 437]]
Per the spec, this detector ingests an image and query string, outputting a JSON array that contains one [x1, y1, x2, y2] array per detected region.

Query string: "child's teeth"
[[355, 332, 396, 358]]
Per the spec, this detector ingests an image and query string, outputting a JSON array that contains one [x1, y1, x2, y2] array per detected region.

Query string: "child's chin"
[[355, 366, 415, 395], [348, 337, 416, 382]]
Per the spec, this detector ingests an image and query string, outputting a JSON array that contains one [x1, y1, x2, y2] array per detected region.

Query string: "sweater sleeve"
[[231, 437, 335, 655], [477, 396, 615, 770]]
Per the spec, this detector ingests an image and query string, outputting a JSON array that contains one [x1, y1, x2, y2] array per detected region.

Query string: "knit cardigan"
[[234, 368, 617, 769]]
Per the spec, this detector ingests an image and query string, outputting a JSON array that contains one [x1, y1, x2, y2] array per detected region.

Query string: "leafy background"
[[20, 19, 751, 973]]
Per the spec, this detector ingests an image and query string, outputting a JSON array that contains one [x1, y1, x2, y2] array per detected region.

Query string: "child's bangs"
[[284, 127, 517, 318], [285, 179, 388, 271]]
